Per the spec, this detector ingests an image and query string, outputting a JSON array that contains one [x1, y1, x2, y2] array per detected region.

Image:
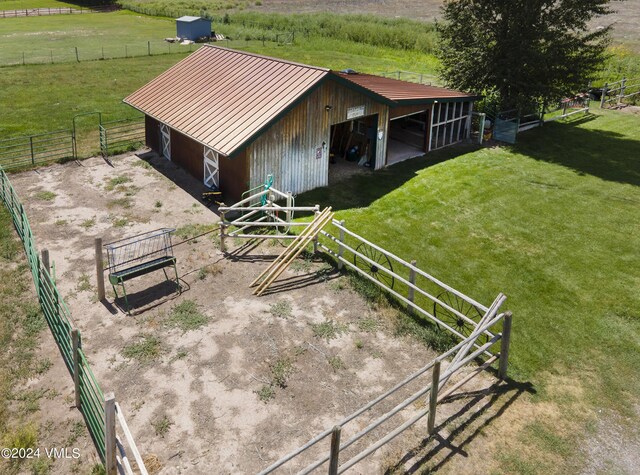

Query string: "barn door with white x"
[[203, 146, 219, 189], [160, 123, 171, 161]]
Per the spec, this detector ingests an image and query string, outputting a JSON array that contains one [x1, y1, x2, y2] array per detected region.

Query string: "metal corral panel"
[[124, 45, 329, 157], [248, 79, 390, 194], [336, 72, 476, 102]]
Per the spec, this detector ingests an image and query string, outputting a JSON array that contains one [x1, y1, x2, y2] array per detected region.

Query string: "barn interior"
[[387, 110, 428, 166], [328, 114, 378, 183]]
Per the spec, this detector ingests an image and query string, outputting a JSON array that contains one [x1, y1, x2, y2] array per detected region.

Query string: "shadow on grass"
[[296, 144, 482, 211], [386, 378, 536, 474], [513, 115, 640, 187]]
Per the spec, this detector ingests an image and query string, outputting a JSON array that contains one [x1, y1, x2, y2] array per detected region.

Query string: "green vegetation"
[[310, 319, 348, 341], [255, 384, 275, 402], [327, 355, 345, 371], [298, 109, 640, 471], [122, 334, 165, 362], [269, 300, 292, 319], [80, 218, 96, 228], [104, 175, 132, 191], [270, 357, 293, 388], [166, 300, 208, 332], [0, 0, 75, 8], [34, 190, 56, 201], [151, 414, 173, 438], [174, 223, 217, 241]]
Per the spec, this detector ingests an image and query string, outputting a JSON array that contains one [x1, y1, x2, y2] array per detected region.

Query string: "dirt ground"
[[9, 150, 498, 474]]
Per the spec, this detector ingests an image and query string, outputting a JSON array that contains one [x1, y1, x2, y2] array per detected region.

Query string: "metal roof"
[[177, 16, 206, 22], [335, 72, 476, 103], [124, 45, 329, 156]]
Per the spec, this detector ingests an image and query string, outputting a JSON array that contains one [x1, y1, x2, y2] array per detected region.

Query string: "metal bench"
[[105, 228, 180, 313]]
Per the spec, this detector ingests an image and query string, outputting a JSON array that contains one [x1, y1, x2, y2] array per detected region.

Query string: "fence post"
[[427, 360, 441, 435], [600, 83, 608, 109], [148, 41, 151, 56], [337, 220, 345, 270], [22, 51, 25, 65], [41, 249, 50, 275], [125, 44, 128, 58], [619, 77, 626, 105], [29, 136, 34, 165], [219, 207, 227, 252], [498, 311, 513, 380], [285, 191, 292, 224], [75, 46, 79, 62], [407, 259, 417, 314], [313, 206, 320, 254], [95, 237, 105, 301], [72, 329, 81, 408], [104, 392, 117, 475], [328, 425, 341, 475]]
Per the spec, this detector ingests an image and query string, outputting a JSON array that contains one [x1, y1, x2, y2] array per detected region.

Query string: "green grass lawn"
[[297, 109, 640, 472], [0, 10, 184, 65]]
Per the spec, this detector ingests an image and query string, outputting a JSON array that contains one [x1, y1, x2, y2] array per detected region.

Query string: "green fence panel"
[[0, 165, 106, 462]]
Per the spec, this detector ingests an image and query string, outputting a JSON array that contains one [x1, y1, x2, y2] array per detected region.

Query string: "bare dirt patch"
[[8, 151, 499, 473]]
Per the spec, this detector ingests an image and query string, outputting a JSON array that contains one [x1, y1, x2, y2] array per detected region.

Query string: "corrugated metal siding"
[[124, 45, 328, 157], [336, 72, 475, 101], [248, 79, 390, 194]]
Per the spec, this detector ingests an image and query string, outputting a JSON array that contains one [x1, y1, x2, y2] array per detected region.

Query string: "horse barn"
[[124, 45, 478, 201]]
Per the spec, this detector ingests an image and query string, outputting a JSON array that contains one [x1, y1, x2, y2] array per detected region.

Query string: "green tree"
[[436, 0, 615, 111]]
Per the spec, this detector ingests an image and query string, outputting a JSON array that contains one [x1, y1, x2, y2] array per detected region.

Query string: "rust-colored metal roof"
[[124, 45, 329, 156], [334, 72, 475, 103]]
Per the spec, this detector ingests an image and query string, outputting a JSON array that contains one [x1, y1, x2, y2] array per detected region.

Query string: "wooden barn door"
[[203, 146, 219, 189], [160, 123, 171, 160]]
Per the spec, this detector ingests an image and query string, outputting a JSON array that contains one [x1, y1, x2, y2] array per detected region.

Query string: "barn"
[[124, 45, 478, 202]]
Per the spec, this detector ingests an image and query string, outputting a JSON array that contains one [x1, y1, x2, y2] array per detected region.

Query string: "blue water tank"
[[176, 16, 212, 41]]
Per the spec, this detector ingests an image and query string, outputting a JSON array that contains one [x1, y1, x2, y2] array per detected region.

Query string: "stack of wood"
[[251, 207, 334, 296]]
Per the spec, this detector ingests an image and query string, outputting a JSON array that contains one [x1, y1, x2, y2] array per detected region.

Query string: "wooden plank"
[[328, 426, 341, 475], [115, 402, 149, 475], [105, 393, 117, 475], [95, 237, 105, 301]]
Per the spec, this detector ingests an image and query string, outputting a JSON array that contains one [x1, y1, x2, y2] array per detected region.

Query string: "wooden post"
[[75, 46, 79, 62], [619, 77, 626, 105], [148, 41, 151, 56], [337, 220, 345, 270], [219, 206, 226, 252], [72, 329, 81, 408], [427, 361, 441, 435], [313, 205, 320, 254], [104, 392, 117, 475], [407, 259, 417, 315], [328, 425, 341, 475], [285, 191, 292, 224], [600, 83, 608, 109], [41, 249, 50, 275], [95, 238, 105, 301], [498, 311, 513, 380], [29, 137, 34, 165]]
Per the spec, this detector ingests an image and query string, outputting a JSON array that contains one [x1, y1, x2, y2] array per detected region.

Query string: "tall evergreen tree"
[[436, 0, 615, 111]]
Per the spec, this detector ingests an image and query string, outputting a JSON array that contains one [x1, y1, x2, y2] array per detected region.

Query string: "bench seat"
[[109, 256, 176, 285]]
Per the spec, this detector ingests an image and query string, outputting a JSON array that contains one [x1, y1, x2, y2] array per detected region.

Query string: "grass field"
[[297, 109, 640, 472], [0, 10, 185, 65]]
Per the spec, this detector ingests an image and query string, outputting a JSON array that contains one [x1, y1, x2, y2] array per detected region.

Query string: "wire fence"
[[0, 39, 205, 67], [0, 166, 106, 461], [0, 5, 119, 18]]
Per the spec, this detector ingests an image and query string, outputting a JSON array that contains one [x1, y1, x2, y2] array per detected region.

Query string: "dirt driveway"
[[10, 151, 497, 474]]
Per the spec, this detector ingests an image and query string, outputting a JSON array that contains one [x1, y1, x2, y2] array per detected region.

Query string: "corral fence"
[[100, 117, 145, 158], [219, 185, 512, 472], [0, 4, 119, 18], [599, 77, 640, 108], [0, 167, 147, 475], [378, 70, 441, 86], [0, 130, 75, 171]]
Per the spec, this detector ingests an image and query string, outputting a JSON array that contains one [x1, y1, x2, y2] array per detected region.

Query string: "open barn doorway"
[[328, 114, 378, 184], [387, 110, 428, 166]]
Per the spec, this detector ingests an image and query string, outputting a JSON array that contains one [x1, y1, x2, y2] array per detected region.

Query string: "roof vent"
[[340, 68, 358, 75]]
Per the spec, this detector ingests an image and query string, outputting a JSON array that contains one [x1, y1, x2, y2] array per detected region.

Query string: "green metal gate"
[[99, 117, 145, 158], [0, 130, 74, 170]]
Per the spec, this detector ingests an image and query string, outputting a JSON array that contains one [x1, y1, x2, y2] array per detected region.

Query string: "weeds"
[[357, 316, 379, 333], [175, 223, 217, 242], [34, 191, 56, 201], [269, 300, 292, 319], [104, 175, 132, 191], [256, 385, 275, 402], [54, 219, 67, 226], [151, 415, 173, 438], [107, 197, 132, 209], [270, 357, 293, 388], [327, 355, 345, 371], [80, 218, 96, 229], [122, 334, 165, 363], [311, 319, 348, 341], [76, 274, 91, 292], [166, 300, 208, 332], [112, 216, 129, 228], [197, 263, 222, 280]]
